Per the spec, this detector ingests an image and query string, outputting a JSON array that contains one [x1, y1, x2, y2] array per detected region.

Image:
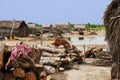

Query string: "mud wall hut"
[[0, 20, 29, 37]]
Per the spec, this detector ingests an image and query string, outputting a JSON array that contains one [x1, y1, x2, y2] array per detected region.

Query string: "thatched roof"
[[104, 0, 120, 27], [27, 24, 37, 29], [104, 0, 120, 79], [0, 20, 27, 29], [103, 0, 120, 41], [74, 24, 85, 29]]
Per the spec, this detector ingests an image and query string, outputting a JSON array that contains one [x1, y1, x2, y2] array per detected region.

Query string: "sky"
[[0, 0, 111, 25]]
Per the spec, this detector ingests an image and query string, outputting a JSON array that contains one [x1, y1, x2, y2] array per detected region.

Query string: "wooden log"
[[39, 68, 49, 80], [70, 56, 83, 64], [4, 72, 16, 80], [18, 54, 35, 68], [85, 47, 96, 58], [42, 52, 67, 58], [58, 60, 71, 70], [33, 64, 44, 76], [24, 71, 37, 80], [37, 45, 64, 54], [0, 70, 4, 80], [43, 61, 62, 72], [3, 52, 13, 68], [28, 48, 43, 63], [44, 66, 56, 74], [43, 60, 73, 71], [13, 67, 25, 78]]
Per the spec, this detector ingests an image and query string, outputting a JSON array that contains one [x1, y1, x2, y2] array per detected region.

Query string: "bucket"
[[9, 36, 12, 40]]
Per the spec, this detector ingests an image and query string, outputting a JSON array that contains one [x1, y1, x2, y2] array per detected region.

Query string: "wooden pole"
[[40, 29, 43, 45], [37, 46, 64, 54], [10, 19, 15, 36], [83, 44, 86, 62]]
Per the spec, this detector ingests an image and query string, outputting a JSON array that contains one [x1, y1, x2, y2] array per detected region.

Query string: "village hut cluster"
[[0, 20, 40, 39], [0, 20, 29, 37], [0, 20, 92, 37]]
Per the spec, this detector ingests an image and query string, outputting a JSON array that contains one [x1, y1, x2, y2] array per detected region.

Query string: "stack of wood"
[[0, 44, 47, 80], [84, 47, 112, 66], [0, 41, 83, 80], [92, 51, 112, 66], [39, 45, 83, 71], [85, 47, 103, 58]]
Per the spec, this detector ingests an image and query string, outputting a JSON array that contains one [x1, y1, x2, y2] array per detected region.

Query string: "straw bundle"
[[104, 0, 120, 79]]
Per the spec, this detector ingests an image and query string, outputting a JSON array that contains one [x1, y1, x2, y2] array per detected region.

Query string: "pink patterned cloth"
[[10, 42, 32, 65]]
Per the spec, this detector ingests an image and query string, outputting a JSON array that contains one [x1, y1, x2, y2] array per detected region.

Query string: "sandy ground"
[[65, 65, 111, 80], [0, 30, 111, 80], [64, 59, 111, 80]]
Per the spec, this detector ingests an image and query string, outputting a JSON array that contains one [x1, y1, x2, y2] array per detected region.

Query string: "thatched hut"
[[0, 20, 29, 37], [54, 22, 70, 33], [42, 24, 53, 33], [27, 24, 40, 35], [74, 24, 85, 31], [104, 0, 120, 79]]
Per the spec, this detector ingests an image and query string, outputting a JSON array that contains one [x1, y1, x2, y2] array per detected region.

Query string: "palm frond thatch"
[[104, 0, 120, 79], [0, 20, 25, 29], [0, 20, 29, 37]]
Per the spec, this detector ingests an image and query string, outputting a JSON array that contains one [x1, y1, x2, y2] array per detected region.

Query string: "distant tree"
[[35, 24, 42, 30], [85, 23, 105, 30], [69, 24, 75, 31], [28, 22, 34, 24], [28, 22, 43, 30]]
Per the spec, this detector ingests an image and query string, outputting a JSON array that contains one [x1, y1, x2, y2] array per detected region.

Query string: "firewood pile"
[[92, 51, 112, 66], [84, 47, 112, 66], [0, 41, 83, 80]]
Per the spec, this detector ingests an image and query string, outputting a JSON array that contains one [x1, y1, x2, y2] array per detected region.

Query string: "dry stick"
[[5, 58, 11, 67], [41, 30, 43, 45], [111, 15, 120, 20], [83, 45, 85, 62], [111, 19, 119, 40], [29, 49, 43, 63], [106, 19, 114, 40], [109, 19, 116, 41], [111, 19, 120, 80], [37, 49, 43, 63], [117, 47, 120, 80], [117, 19, 120, 80]]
